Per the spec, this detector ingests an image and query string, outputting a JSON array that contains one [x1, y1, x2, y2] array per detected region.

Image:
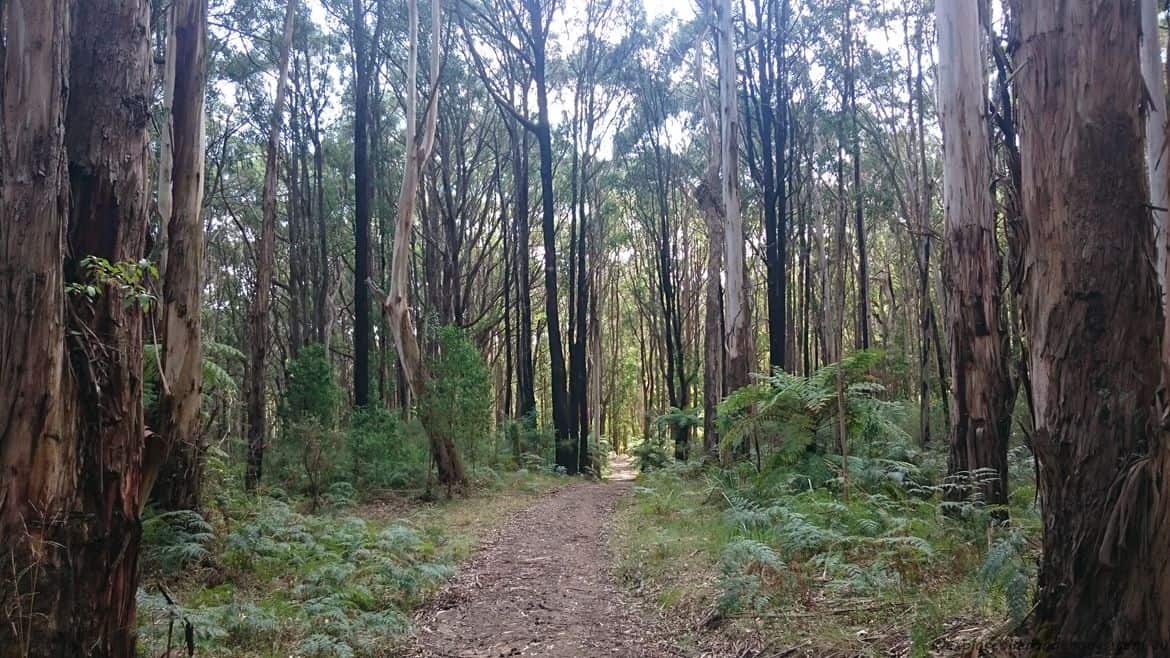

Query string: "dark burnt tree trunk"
[[529, 0, 573, 471], [509, 119, 537, 423], [568, 140, 590, 468], [846, 0, 869, 350], [742, 0, 790, 372], [351, 0, 372, 407], [1, 0, 153, 654], [1016, 1, 1170, 653], [502, 170, 515, 418]]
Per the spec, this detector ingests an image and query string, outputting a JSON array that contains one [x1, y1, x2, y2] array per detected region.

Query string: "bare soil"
[[409, 456, 687, 658]]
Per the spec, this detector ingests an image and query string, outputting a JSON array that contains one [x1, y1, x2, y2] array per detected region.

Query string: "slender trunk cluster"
[[742, 0, 791, 372], [245, 0, 297, 491]]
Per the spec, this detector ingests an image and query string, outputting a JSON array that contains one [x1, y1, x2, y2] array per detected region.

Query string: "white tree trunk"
[[1143, 0, 1169, 292], [715, 0, 750, 389], [935, 0, 1012, 505], [383, 0, 465, 486], [385, 0, 441, 401]]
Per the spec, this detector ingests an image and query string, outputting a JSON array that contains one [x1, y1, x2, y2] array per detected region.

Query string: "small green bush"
[[347, 407, 429, 489], [421, 326, 493, 467], [633, 436, 672, 471]]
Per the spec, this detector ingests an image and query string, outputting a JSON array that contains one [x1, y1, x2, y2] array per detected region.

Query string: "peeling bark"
[[936, 0, 1013, 507], [1, 0, 153, 653], [1016, 1, 1169, 653], [150, 0, 208, 512], [715, 0, 752, 391]]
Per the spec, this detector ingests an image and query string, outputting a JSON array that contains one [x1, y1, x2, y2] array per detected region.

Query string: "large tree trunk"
[[936, 0, 1013, 508], [383, 0, 466, 488], [716, 0, 752, 392], [0, 1, 73, 653], [527, 5, 574, 474], [1016, 1, 1170, 653], [150, 0, 209, 511], [245, 0, 296, 491], [1, 0, 153, 653]]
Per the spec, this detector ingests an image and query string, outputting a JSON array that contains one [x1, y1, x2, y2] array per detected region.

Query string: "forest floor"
[[408, 455, 688, 658]]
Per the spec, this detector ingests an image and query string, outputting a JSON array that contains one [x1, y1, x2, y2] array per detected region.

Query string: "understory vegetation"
[[614, 354, 1039, 657], [137, 467, 559, 657], [134, 325, 564, 657]]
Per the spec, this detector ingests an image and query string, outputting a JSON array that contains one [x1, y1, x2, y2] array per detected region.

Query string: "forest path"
[[409, 454, 685, 657]]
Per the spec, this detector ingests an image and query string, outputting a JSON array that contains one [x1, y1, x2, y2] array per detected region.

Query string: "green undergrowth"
[[614, 451, 1040, 657], [137, 469, 560, 658]]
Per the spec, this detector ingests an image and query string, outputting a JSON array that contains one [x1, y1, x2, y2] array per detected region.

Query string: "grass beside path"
[[137, 470, 561, 658], [610, 461, 1040, 658]]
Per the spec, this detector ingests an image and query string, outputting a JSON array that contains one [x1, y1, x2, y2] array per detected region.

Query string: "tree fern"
[[717, 350, 906, 465]]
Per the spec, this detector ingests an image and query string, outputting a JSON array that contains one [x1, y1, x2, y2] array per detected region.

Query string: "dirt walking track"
[[410, 456, 685, 657]]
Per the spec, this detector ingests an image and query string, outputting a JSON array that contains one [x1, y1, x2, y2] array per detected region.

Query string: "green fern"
[[141, 509, 214, 575], [717, 350, 906, 464], [978, 526, 1035, 625]]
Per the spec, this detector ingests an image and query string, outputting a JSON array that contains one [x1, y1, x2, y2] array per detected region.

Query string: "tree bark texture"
[[716, 0, 752, 391], [1017, 1, 1170, 653], [150, 0, 209, 512], [936, 0, 1013, 507], [1142, 0, 1169, 292], [1, 0, 153, 653]]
